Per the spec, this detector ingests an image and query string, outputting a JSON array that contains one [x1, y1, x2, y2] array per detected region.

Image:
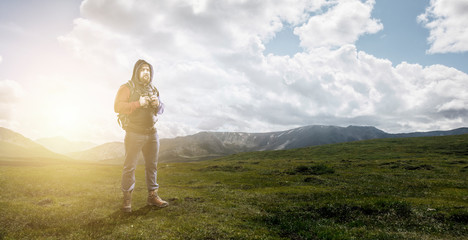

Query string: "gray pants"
[[121, 131, 160, 192]]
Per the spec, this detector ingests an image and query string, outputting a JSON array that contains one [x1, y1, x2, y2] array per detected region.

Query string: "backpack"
[[117, 80, 159, 130]]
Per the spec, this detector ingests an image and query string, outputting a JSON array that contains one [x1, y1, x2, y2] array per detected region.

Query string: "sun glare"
[[56, 108, 79, 129], [43, 98, 89, 139]]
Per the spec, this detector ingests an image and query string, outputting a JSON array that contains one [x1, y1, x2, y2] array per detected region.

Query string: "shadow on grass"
[[85, 205, 166, 238]]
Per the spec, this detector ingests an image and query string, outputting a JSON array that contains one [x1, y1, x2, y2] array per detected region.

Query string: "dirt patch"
[[37, 198, 54, 206], [288, 164, 335, 175], [200, 165, 247, 172], [404, 164, 434, 170], [184, 197, 205, 202]]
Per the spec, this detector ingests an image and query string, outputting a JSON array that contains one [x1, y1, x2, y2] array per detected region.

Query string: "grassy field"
[[0, 135, 467, 239]]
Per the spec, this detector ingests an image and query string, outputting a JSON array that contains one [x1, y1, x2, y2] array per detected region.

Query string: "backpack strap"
[[117, 81, 135, 130], [150, 84, 160, 97], [125, 80, 135, 96]]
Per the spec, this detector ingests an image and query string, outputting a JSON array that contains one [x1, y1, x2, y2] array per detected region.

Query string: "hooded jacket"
[[114, 60, 164, 133]]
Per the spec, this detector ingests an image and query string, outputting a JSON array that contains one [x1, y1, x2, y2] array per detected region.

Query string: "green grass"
[[0, 135, 467, 239]]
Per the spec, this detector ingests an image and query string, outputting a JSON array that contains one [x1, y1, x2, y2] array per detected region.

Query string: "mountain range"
[[58, 125, 468, 164], [157, 125, 468, 162], [0, 127, 67, 160], [1, 125, 467, 164]]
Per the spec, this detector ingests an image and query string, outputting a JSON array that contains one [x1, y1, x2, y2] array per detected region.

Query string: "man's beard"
[[140, 75, 150, 84]]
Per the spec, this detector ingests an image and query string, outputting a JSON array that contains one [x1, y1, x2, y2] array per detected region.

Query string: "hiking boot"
[[147, 189, 169, 208], [122, 190, 133, 212]]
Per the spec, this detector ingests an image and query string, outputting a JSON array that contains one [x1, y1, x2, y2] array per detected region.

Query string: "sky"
[[0, 0, 467, 144]]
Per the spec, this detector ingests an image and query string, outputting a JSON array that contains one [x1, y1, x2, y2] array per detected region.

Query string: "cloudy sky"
[[0, 0, 467, 144]]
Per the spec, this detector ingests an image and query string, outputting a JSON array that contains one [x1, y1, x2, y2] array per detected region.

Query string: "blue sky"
[[265, 0, 468, 73], [0, 0, 467, 143], [357, 0, 468, 73]]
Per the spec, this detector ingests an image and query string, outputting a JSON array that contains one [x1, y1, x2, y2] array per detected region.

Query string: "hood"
[[131, 59, 154, 86]]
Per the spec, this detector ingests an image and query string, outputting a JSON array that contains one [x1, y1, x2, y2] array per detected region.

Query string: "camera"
[[141, 93, 158, 108]]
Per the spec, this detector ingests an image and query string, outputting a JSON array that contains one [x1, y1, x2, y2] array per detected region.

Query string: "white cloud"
[[56, 0, 468, 141], [261, 46, 468, 133], [58, 18, 146, 70], [295, 0, 383, 50], [0, 79, 23, 102], [418, 0, 468, 53], [0, 79, 24, 121], [395, 63, 468, 124], [61, 0, 332, 65]]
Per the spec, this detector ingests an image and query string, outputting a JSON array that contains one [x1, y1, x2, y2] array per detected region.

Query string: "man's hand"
[[139, 96, 149, 107], [150, 95, 159, 108]]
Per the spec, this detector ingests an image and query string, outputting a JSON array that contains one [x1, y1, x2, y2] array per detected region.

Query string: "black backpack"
[[117, 81, 159, 130]]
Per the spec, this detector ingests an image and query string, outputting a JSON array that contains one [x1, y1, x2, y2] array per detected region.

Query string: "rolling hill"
[[0, 127, 67, 160], [66, 142, 134, 164], [36, 136, 97, 154]]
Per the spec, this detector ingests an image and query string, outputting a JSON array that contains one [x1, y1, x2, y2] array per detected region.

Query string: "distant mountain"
[[69, 125, 468, 163], [158, 125, 388, 162], [0, 127, 67, 160], [36, 137, 97, 154], [66, 142, 127, 163], [388, 128, 468, 138]]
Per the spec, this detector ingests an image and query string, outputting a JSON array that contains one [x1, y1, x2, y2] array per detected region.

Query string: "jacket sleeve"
[[114, 85, 140, 114], [156, 96, 165, 115]]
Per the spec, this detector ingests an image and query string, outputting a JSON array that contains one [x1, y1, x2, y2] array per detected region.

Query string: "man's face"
[[139, 64, 151, 84]]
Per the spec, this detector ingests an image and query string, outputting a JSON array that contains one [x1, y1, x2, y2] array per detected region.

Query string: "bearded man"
[[114, 59, 168, 212]]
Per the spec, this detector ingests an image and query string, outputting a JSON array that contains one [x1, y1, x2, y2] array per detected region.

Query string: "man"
[[114, 59, 168, 212]]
